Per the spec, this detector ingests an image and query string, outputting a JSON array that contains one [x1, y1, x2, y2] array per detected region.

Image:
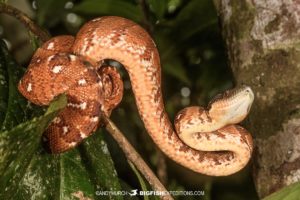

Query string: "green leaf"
[[263, 182, 300, 200], [172, 0, 217, 40], [148, 0, 167, 20], [73, 0, 142, 22], [13, 149, 61, 200], [163, 61, 191, 85], [0, 38, 122, 200], [28, 32, 41, 51], [129, 162, 150, 200], [160, 0, 217, 61], [128, 162, 161, 200], [79, 130, 123, 200], [0, 92, 123, 199], [0, 94, 67, 199], [36, 0, 69, 27], [0, 39, 26, 130], [152, 0, 218, 85], [58, 149, 96, 200], [0, 40, 43, 131], [45, 94, 68, 115], [6, 127, 122, 200], [153, 33, 190, 85], [0, 40, 8, 127]]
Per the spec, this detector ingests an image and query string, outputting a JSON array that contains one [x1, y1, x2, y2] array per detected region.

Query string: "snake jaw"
[[208, 86, 254, 125], [244, 86, 254, 113]]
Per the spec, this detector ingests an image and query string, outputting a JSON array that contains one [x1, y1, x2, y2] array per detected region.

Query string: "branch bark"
[[0, 3, 50, 42], [214, 0, 300, 198], [102, 114, 173, 200]]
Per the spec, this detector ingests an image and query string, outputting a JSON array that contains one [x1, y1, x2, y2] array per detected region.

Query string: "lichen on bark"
[[214, 0, 300, 198]]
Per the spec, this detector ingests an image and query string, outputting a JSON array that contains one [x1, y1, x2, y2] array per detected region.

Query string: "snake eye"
[[244, 87, 251, 93], [83, 60, 93, 67], [243, 87, 254, 100]]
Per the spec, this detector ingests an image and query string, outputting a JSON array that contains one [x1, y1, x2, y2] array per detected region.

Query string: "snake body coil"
[[18, 16, 254, 176]]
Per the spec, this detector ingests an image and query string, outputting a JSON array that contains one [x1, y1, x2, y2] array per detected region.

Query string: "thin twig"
[[0, 3, 50, 42], [102, 114, 174, 200]]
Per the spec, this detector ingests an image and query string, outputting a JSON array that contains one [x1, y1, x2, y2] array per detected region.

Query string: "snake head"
[[208, 86, 254, 125]]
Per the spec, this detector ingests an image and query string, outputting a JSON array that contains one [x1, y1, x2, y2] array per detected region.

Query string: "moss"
[[250, 39, 263, 53], [235, 46, 300, 139], [280, 4, 298, 35], [215, 0, 300, 197], [221, 1, 257, 73], [265, 49, 289, 70], [229, 1, 256, 39], [250, 87, 293, 138], [250, 48, 299, 85], [264, 14, 281, 34]]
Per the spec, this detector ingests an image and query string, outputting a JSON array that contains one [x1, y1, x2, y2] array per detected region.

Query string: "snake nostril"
[[243, 86, 252, 94]]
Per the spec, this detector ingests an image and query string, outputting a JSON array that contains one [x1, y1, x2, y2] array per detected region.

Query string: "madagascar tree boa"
[[18, 16, 254, 176]]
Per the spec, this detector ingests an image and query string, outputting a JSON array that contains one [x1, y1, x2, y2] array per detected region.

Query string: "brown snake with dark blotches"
[[18, 16, 254, 176]]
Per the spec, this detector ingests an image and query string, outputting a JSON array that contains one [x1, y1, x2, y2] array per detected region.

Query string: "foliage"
[[0, 40, 122, 199], [263, 182, 300, 200]]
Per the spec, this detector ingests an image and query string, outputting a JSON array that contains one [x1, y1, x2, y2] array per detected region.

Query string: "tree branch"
[[102, 114, 174, 200], [0, 3, 50, 42], [214, 0, 300, 198]]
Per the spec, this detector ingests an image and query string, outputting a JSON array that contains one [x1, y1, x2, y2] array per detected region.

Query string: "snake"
[[18, 16, 254, 176]]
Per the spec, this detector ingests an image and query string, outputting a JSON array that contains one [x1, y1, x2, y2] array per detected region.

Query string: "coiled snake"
[[18, 16, 254, 176]]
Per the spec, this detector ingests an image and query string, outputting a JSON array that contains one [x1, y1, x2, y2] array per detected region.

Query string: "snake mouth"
[[208, 86, 254, 109], [244, 86, 254, 113], [207, 85, 254, 125], [246, 98, 254, 113]]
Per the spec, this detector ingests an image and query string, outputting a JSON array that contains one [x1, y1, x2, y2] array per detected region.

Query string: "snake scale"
[[18, 16, 254, 176]]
